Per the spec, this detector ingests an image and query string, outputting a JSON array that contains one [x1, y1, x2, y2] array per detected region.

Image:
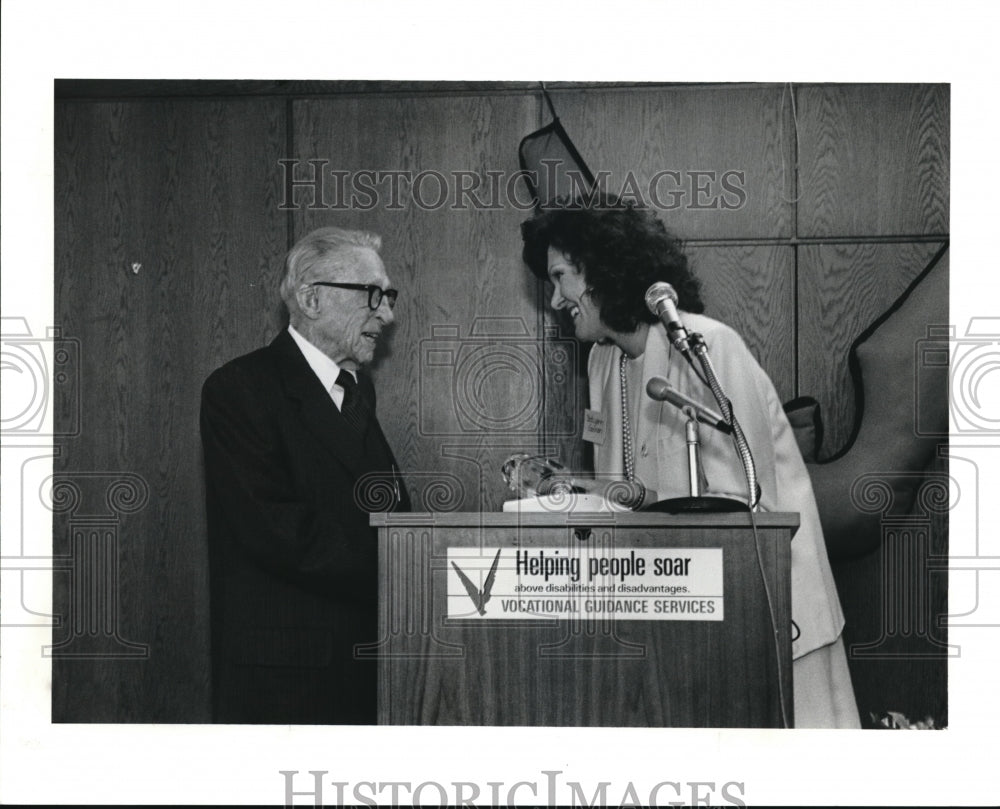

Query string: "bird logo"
[[451, 548, 502, 616]]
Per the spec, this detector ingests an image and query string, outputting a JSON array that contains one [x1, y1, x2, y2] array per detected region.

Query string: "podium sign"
[[446, 546, 725, 621], [369, 511, 796, 727]]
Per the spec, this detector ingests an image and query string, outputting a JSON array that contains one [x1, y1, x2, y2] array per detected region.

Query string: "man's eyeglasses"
[[310, 282, 399, 311]]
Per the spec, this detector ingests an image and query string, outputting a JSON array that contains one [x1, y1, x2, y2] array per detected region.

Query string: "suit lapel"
[[269, 331, 367, 477]]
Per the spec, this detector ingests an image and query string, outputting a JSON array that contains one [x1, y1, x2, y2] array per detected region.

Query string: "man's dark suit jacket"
[[200, 330, 408, 724]]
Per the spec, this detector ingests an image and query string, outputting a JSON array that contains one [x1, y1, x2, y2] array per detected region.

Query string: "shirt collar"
[[287, 324, 354, 392]]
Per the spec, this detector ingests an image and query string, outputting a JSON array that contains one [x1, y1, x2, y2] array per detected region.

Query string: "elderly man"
[[200, 226, 409, 724]]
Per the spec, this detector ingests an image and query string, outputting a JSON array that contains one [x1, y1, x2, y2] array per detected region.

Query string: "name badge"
[[582, 409, 607, 445]]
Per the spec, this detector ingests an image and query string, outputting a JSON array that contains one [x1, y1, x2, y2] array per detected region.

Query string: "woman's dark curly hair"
[[521, 195, 704, 333]]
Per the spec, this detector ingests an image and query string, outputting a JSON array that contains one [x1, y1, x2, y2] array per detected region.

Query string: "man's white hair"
[[279, 226, 383, 314]]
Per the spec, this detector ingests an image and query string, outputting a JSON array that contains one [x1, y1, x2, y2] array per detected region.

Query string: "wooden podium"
[[367, 510, 796, 727]]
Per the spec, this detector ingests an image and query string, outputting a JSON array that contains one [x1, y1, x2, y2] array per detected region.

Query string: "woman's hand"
[[597, 478, 648, 510], [542, 476, 652, 510]]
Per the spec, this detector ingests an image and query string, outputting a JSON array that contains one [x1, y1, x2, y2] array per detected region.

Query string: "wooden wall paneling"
[[292, 94, 541, 512], [552, 85, 793, 239], [830, 452, 949, 727], [794, 86, 950, 728], [686, 245, 796, 403], [53, 98, 287, 721], [54, 100, 157, 722], [797, 242, 946, 461], [53, 101, 114, 722], [796, 84, 950, 238]]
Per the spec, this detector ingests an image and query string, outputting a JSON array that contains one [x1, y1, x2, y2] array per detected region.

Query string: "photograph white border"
[[3, 1, 998, 805]]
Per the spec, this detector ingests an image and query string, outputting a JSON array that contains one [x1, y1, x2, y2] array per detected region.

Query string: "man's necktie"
[[336, 369, 370, 433]]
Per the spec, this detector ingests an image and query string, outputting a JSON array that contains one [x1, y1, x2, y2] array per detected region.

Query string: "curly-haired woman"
[[521, 196, 860, 728]]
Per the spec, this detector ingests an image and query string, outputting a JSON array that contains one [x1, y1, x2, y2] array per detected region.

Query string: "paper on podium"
[[501, 492, 630, 513]]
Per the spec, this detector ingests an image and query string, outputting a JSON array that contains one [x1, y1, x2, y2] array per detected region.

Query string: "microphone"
[[645, 282, 691, 355], [646, 377, 733, 435]]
